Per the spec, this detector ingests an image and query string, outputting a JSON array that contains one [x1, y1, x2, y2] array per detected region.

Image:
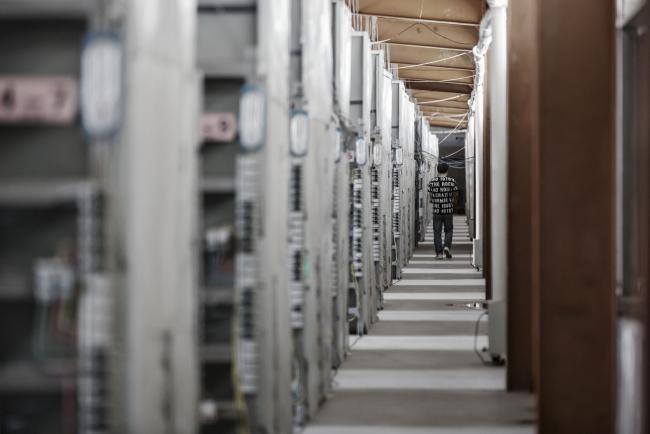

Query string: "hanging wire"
[[436, 113, 468, 147], [403, 75, 475, 84], [429, 112, 469, 119], [441, 143, 467, 159], [417, 94, 464, 105], [374, 22, 420, 44], [429, 116, 468, 124], [397, 51, 471, 69], [422, 23, 475, 46], [366, 18, 475, 46]]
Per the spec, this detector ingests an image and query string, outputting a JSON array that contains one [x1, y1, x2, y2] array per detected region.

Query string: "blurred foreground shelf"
[[0, 0, 91, 18], [0, 180, 99, 206], [0, 359, 75, 393]]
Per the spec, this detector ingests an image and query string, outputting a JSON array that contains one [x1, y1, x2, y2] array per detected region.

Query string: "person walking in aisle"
[[428, 162, 459, 259]]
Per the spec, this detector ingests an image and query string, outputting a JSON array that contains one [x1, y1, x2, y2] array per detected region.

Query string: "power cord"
[[473, 311, 492, 366]]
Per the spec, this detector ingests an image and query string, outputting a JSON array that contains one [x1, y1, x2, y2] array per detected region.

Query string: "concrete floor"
[[304, 216, 536, 434]]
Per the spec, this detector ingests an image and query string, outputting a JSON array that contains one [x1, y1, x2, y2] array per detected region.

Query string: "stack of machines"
[[0, 6, 109, 433], [391, 80, 418, 278], [0, 0, 435, 433]]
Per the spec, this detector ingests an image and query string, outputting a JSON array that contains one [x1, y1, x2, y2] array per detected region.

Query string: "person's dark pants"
[[432, 214, 453, 254]]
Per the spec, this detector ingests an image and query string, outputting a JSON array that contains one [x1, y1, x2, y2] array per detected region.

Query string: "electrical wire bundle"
[[331, 175, 340, 299], [78, 192, 111, 434], [350, 169, 364, 278], [234, 155, 261, 396], [370, 167, 381, 262], [288, 163, 306, 329], [391, 166, 401, 237]]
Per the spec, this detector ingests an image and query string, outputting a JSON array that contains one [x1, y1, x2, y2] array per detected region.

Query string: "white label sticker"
[[202, 113, 237, 142], [0, 76, 78, 124]]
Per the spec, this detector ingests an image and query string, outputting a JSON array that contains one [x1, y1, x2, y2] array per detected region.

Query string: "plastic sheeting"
[[391, 81, 400, 144], [333, 1, 352, 120], [398, 85, 415, 155], [380, 71, 392, 151], [431, 132, 439, 160], [421, 119, 439, 158], [421, 118, 429, 154], [398, 84, 407, 149], [362, 34, 372, 138], [465, 114, 476, 237], [350, 31, 372, 136]]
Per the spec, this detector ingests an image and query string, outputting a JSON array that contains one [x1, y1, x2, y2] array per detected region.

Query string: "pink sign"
[[0, 76, 78, 125], [202, 113, 237, 142]]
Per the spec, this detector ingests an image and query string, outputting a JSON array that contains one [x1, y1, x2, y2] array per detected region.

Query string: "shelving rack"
[[0, 8, 108, 434], [196, 3, 252, 432]]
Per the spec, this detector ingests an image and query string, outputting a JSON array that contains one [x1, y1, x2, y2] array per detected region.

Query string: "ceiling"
[[353, 0, 485, 130]]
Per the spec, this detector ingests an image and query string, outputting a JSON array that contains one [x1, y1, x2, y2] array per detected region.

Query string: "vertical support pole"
[[483, 73, 492, 300], [506, 0, 538, 391], [473, 79, 485, 270], [488, 0, 509, 302], [487, 0, 508, 358], [639, 8, 650, 434], [115, 0, 199, 431], [536, 1, 616, 432]]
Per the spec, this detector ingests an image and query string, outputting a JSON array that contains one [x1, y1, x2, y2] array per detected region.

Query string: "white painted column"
[[464, 116, 472, 227], [115, 0, 199, 432], [472, 76, 485, 269], [488, 0, 508, 356], [488, 0, 508, 302], [475, 83, 484, 241]]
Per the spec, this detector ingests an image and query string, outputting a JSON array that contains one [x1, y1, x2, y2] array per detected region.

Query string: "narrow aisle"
[[305, 216, 534, 434]]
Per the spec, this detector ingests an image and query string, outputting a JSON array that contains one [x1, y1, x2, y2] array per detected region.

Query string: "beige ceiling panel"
[[388, 44, 475, 70], [419, 101, 470, 110], [427, 118, 468, 128], [358, 0, 483, 24], [420, 106, 468, 115], [398, 68, 474, 84], [394, 62, 474, 72], [412, 89, 470, 102], [377, 18, 478, 50]]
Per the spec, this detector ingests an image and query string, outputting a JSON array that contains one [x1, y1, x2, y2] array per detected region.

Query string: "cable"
[[429, 113, 469, 121], [417, 94, 464, 105], [397, 51, 471, 70], [404, 75, 475, 84], [423, 23, 475, 46], [441, 144, 467, 158], [367, 17, 475, 46], [435, 113, 468, 147], [473, 311, 491, 365], [374, 21, 420, 44]]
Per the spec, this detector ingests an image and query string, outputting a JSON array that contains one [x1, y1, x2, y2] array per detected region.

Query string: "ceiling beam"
[[387, 42, 473, 53], [375, 17, 479, 50], [389, 44, 475, 69], [394, 62, 475, 72], [428, 120, 468, 129], [411, 89, 470, 100], [402, 77, 475, 86], [420, 106, 468, 114], [408, 81, 473, 94], [418, 101, 470, 110], [355, 12, 480, 28]]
